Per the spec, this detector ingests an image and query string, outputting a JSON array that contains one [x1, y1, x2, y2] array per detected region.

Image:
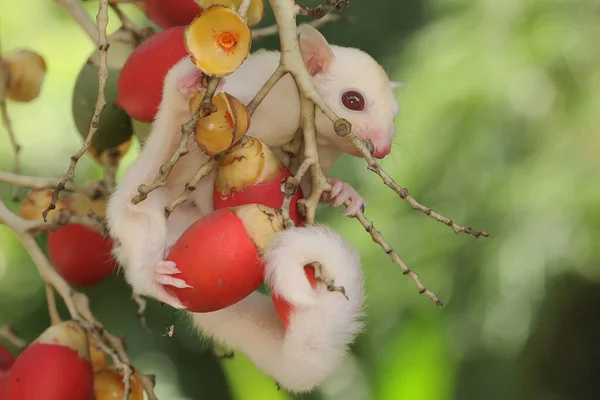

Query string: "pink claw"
[[327, 178, 366, 216], [153, 260, 191, 309]]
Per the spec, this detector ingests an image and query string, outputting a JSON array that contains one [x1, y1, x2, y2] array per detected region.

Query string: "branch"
[[267, 0, 332, 224], [337, 127, 491, 238], [271, 0, 490, 239], [277, 128, 442, 306], [42, 0, 110, 222], [265, 0, 449, 306]]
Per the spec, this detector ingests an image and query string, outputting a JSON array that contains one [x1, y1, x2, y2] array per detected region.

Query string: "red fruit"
[[145, 0, 202, 28], [164, 207, 265, 312], [214, 168, 305, 226], [0, 376, 7, 398], [4, 343, 93, 400], [116, 26, 189, 123], [0, 345, 16, 374], [271, 266, 317, 328], [48, 224, 117, 286], [213, 137, 306, 226]]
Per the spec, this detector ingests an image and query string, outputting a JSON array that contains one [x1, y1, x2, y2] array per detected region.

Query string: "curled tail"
[[190, 225, 365, 393]]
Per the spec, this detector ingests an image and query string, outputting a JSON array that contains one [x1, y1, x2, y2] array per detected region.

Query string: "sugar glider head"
[[298, 25, 402, 159]]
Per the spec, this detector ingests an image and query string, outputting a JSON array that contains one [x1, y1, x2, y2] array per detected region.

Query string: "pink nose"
[[372, 142, 391, 159]]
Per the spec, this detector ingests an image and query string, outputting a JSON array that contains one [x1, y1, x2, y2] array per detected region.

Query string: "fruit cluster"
[[0, 1, 349, 397], [0, 321, 144, 399], [3, 0, 316, 322], [18, 187, 117, 287], [100, 0, 314, 325], [73, 0, 264, 161]]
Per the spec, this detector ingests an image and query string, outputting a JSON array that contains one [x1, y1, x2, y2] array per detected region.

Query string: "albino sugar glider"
[[106, 25, 400, 392]]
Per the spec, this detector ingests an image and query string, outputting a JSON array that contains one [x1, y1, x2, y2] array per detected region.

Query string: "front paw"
[[178, 68, 225, 96], [326, 178, 366, 216], [154, 260, 191, 309]]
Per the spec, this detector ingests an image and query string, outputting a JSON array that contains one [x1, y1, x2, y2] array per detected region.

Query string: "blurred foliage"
[[1, 0, 599, 399]]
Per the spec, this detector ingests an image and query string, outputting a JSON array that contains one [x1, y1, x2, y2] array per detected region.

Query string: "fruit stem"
[[0, 325, 28, 350], [45, 284, 63, 325]]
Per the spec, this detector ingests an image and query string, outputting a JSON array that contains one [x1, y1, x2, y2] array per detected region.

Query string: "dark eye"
[[341, 91, 365, 111]]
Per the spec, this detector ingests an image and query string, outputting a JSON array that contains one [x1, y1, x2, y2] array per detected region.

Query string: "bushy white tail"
[[190, 225, 365, 393]]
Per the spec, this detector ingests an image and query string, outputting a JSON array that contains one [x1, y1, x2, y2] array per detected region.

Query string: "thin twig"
[[281, 0, 490, 239], [131, 293, 148, 331], [346, 202, 443, 306], [0, 325, 28, 350], [23, 208, 106, 236], [246, 65, 287, 115], [42, 0, 111, 222], [164, 159, 217, 218], [266, 0, 450, 307], [45, 284, 62, 325], [0, 200, 79, 317], [132, 78, 220, 204], [336, 126, 490, 238], [0, 170, 100, 197]]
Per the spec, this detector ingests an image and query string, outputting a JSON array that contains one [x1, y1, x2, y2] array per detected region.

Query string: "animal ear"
[[298, 25, 336, 76], [390, 81, 406, 90]]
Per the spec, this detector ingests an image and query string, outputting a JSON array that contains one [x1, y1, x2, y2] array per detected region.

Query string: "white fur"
[[190, 225, 365, 393], [105, 26, 394, 391], [107, 27, 399, 303]]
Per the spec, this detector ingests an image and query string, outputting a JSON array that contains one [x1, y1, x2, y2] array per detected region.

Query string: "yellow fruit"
[[18, 189, 67, 221], [1, 49, 47, 102], [189, 91, 250, 155], [67, 185, 108, 220], [93, 365, 144, 400], [185, 5, 252, 77]]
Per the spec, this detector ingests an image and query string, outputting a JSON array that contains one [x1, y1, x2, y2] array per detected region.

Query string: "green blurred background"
[[1, 0, 600, 399]]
